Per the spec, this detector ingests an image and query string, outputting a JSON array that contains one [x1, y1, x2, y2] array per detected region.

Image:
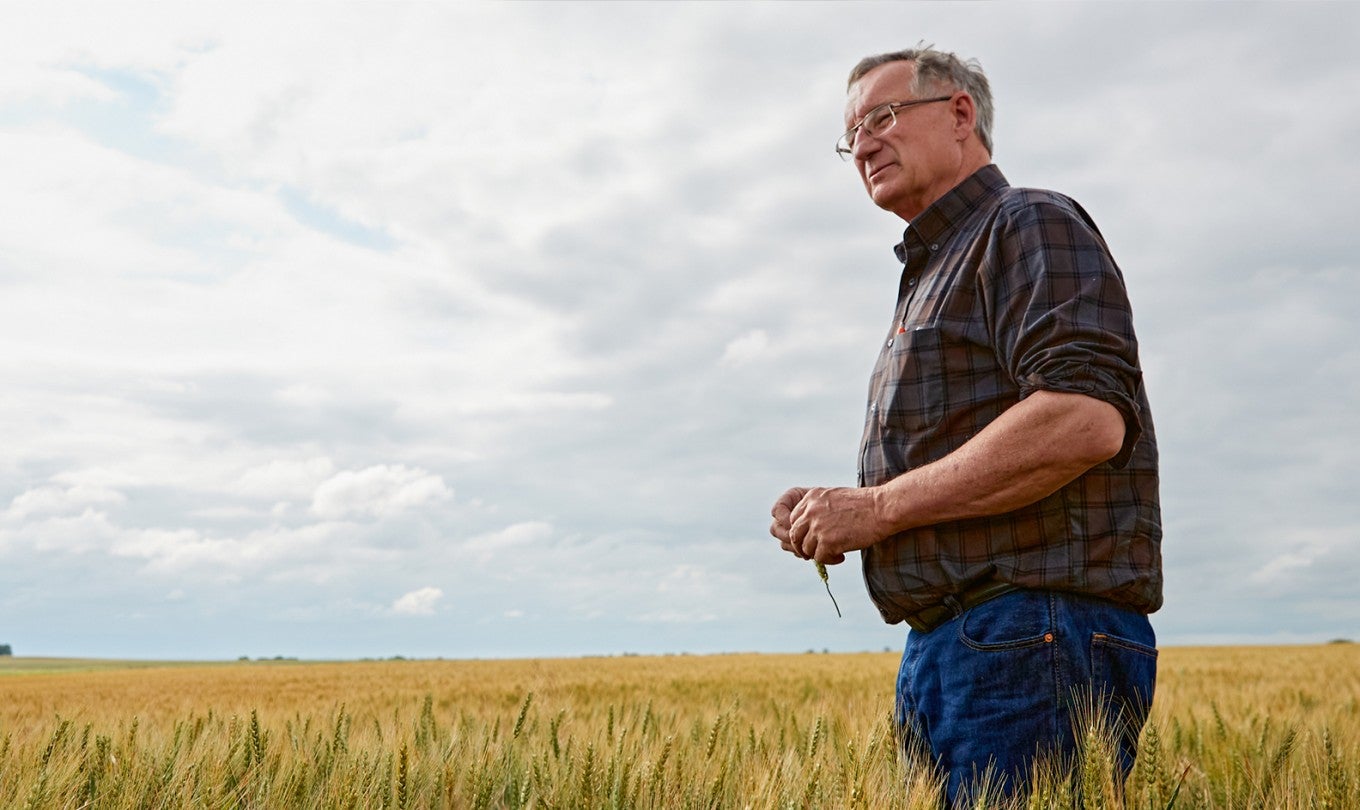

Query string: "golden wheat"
[[1, 644, 1357, 808]]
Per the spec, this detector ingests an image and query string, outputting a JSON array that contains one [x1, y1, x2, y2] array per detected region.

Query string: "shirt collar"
[[893, 164, 1009, 263]]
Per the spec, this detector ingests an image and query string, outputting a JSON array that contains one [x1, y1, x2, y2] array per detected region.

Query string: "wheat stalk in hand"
[[815, 561, 841, 618]]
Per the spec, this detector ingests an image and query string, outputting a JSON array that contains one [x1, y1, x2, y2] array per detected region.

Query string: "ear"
[[949, 92, 977, 143]]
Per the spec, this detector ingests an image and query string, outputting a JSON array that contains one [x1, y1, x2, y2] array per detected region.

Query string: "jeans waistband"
[[904, 579, 1020, 633]]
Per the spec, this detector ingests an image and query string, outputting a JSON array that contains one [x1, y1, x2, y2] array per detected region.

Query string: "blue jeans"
[[895, 589, 1157, 805]]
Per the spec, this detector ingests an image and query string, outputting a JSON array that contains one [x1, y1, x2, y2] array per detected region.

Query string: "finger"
[[788, 511, 814, 552], [783, 486, 810, 519], [771, 486, 805, 518], [794, 487, 826, 518], [772, 511, 792, 538], [789, 518, 809, 559]]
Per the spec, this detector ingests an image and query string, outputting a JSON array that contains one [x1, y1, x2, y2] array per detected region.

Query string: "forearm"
[[776, 391, 1126, 564], [871, 389, 1125, 535]]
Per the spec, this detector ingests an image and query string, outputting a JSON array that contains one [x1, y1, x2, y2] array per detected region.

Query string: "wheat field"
[[1, 644, 1357, 808]]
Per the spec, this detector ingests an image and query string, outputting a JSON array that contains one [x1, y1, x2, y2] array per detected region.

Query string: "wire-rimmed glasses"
[[835, 96, 953, 160]]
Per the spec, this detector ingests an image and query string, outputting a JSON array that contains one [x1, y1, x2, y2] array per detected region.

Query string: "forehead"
[[845, 61, 917, 124]]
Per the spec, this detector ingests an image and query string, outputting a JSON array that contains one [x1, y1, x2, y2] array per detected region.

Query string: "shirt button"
[[929, 243, 939, 251], [907, 277, 917, 287], [886, 338, 894, 348], [870, 402, 878, 413]]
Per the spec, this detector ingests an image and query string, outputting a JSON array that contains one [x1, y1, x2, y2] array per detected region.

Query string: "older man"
[[770, 46, 1162, 802]]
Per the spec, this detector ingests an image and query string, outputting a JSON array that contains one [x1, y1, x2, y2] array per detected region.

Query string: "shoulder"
[[994, 185, 1091, 224], [987, 185, 1108, 248]]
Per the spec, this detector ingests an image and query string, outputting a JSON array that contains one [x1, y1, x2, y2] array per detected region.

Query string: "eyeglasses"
[[835, 96, 954, 160]]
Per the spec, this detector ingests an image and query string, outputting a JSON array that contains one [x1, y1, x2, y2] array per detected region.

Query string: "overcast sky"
[[1, 2, 1356, 660]]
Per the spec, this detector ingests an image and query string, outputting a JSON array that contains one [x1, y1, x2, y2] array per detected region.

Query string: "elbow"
[[1090, 421, 1125, 465], [1030, 389, 1128, 467], [1079, 400, 1127, 466]]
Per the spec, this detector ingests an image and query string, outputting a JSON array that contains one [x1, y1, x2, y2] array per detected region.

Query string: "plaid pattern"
[[857, 165, 1162, 624]]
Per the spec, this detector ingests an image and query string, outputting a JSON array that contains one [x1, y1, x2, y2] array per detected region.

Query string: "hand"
[[772, 483, 843, 565], [770, 487, 810, 557], [787, 486, 884, 564]]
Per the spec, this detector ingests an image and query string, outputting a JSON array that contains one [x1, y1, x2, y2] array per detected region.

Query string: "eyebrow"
[[845, 100, 886, 128]]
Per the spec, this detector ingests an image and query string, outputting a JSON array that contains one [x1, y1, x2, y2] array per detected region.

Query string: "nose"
[[851, 129, 882, 162]]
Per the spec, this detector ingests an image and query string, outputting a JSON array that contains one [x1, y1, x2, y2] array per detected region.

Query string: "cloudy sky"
[[1, 2, 1356, 660]]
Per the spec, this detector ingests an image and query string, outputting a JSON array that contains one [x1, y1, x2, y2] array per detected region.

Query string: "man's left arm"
[[782, 388, 1123, 563]]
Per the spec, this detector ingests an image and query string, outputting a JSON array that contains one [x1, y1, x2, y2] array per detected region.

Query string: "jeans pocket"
[[1090, 632, 1158, 716], [958, 591, 1052, 651]]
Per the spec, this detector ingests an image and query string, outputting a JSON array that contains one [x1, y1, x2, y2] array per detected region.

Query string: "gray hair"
[[847, 44, 994, 155]]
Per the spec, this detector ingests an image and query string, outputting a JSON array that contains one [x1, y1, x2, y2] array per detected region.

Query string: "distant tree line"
[[0, 644, 11, 656]]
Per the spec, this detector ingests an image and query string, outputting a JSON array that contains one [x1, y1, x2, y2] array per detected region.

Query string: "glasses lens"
[[863, 105, 897, 138], [837, 103, 900, 160]]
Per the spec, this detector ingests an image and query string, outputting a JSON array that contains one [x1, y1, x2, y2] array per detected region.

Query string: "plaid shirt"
[[857, 164, 1162, 624]]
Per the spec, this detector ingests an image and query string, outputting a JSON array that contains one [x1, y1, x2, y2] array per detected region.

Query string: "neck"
[[894, 149, 992, 223]]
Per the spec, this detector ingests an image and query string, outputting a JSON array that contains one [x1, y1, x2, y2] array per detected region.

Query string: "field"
[[1, 645, 1358, 808]]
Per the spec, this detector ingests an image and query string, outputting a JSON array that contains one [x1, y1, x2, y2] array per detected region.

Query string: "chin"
[[869, 186, 903, 213]]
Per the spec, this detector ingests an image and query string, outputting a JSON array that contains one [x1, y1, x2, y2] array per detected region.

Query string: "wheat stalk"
[[814, 561, 842, 618]]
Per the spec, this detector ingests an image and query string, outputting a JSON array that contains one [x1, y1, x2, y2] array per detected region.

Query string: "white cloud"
[[391, 586, 443, 616], [235, 457, 336, 500], [1249, 552, 1315, 587], [109, 522, 348, 579], [5, 483, 125, 521], [311, 465, 452, 520], [462, 521, 553, 564], [635, 609, 718, 624], [1, 509, 121, 555], [719, 329, 770, 368]]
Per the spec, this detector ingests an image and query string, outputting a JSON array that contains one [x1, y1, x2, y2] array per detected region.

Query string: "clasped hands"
[[769, 485, 885, 565]]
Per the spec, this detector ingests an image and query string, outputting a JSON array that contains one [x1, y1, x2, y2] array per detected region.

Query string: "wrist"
[[869, 484, 906, 539]]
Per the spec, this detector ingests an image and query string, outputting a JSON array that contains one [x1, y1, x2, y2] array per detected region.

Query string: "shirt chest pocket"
[[877, 325, 946, 432]]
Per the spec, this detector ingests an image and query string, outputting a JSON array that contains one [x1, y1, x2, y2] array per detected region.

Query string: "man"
[[769, 46, 1162, 802]]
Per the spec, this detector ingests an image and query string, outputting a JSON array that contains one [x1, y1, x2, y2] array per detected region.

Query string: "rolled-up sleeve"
[[987, 195, 1145, 468]]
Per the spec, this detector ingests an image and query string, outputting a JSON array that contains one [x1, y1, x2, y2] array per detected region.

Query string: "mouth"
[[867, 162, 896, 183]]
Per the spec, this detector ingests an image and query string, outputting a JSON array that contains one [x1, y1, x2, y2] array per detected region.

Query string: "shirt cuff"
[[1019, 370, 1144, 469]]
